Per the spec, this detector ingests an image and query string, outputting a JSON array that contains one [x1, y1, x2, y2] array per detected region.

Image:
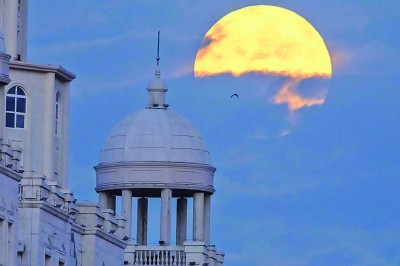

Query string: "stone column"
[[176, 197, 187, 245], [137, 197, 148, 245], [98, 192, 108, 209], [203, 194, 211, 245], [193, 192, 204, 241], [160, 189, 172, 245], [121, 189, 133, 239]]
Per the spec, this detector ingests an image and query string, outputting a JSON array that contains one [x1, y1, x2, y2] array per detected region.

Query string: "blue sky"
[[29, 1, 400, 265]]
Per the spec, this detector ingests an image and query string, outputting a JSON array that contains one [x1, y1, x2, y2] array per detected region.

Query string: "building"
[[0, 1, 224, 265]]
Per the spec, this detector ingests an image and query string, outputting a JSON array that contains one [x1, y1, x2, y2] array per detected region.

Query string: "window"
[[5, 86, 26, 128], [7, 223, 13, 266], [55, 92, 60, 135], [0, 219, 5, 265], [45, 254, 51, 266]]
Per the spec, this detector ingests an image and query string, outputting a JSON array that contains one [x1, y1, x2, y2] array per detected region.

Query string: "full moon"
[[194, 5, 332, 79]]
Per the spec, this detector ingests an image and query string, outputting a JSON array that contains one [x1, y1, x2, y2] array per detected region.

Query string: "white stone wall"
[[81, 233, 125, 266], [0, 167, 21, 266], [16, 185, 126, 266], [2, 63, 73, 187], [17, 207, 71, 265], [0, 57, 127, 266]]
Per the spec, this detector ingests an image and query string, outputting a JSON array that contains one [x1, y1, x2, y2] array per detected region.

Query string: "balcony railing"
[[133, 246, 186, 266]]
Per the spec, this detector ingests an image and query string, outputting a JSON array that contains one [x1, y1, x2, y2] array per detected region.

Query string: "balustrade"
[[133, 246, 186, 266]]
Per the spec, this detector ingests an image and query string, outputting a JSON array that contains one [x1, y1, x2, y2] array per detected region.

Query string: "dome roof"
[[99, 108, 212, 165], [96, 64, 215, 195]]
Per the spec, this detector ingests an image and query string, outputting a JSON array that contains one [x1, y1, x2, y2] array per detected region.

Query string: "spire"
[[147, 31, 168, 109], [154, 30, 161, 78], [156, 31, 160, 67]]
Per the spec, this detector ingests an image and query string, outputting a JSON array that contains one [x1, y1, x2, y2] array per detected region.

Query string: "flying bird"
[[230, 93, 239, 99]]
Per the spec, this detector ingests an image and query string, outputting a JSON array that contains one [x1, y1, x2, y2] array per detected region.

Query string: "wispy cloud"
[[35, 30, 153, 55], [217, 173, 334, 199], [330, 49, 352, 70], [71, 74, 147, 96], [247, 129, 291, 140], [165, 63, 193, 78], [279, 129, 291, 137], [328, 41, 394, 77], [247, 131, 271, 140], [273, 78, 327, 111]]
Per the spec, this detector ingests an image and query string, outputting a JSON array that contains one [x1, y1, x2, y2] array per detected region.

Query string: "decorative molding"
[[82, 228, 127, 249], [96, 182, 215, 195], [19, 201, 70, 222], [95, 161, 216, 173], [0, 164, 22, 182], [10, 61, 76, 81]]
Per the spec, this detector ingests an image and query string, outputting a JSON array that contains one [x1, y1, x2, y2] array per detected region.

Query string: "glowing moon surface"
[[194, 5, 332, 79]]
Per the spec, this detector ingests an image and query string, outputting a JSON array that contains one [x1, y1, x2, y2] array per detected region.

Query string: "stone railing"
[[128, 245, 186, 266], [0, 139, 23, 173], [125, 242, 224, 266], [19, 175, 79, 216]]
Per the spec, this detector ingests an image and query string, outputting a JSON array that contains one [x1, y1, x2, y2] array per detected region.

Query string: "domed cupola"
[[95, 41, 215, 197], [93, 35, 225, 263]]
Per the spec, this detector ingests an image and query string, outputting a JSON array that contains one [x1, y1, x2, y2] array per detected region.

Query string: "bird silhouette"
[[230, 93, 239, 99]]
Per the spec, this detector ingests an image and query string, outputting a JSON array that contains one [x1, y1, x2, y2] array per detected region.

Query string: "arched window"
[[5, 86, 26, 128], [55, 92, 60, 135]]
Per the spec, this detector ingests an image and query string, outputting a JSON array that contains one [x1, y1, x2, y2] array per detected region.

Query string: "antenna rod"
[[156, 31, 160, 66]]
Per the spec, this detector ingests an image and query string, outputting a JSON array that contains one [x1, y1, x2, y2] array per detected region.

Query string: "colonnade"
[[98, 189, 211, 246]]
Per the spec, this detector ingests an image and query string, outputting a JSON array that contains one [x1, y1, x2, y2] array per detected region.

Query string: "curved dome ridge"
[[99, 108, 212, 165]]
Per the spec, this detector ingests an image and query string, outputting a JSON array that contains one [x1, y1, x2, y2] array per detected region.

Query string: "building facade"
[[0, 1, 224, 265]]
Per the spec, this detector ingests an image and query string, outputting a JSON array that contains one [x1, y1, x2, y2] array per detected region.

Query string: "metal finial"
[[156, 31, 160, 66]]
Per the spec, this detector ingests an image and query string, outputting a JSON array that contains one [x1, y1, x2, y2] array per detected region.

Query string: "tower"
[[95, 42, 224, 265], [0, 2, 127, 265], [0, 0, 74, 187], [0, 0, 28, 61], [0, 26, 22, 266]]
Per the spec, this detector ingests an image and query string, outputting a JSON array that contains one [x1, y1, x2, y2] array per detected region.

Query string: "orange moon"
[[194, 5, 332, 79]]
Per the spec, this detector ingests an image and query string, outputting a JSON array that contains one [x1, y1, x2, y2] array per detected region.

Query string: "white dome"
[[96, 68, 215, 195], [99, 108, 212, 165]]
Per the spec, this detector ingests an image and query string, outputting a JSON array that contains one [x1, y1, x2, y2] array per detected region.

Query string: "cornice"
[[95, 161, 216, 173], [82, 228, 127, 248], [0, 164, 22, 182], [19, 201, 71, 222], [95, 182, 215, 194], [10, 61, 76, 81]]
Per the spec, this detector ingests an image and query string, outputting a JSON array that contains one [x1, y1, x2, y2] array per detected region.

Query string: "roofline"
[[0, 164, 22, 182], [10, 60, 76, 81]]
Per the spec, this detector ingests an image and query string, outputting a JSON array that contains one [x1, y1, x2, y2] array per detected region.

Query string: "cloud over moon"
[[194, 5, 332, 111], [274, 79, 326, 110]]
